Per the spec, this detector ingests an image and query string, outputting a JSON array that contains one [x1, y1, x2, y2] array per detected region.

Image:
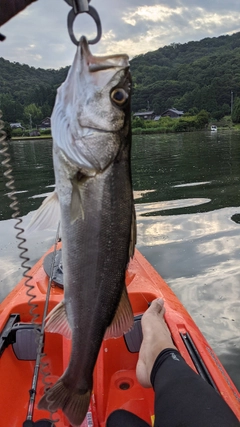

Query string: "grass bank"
[[132, 113, 240, 135], [214, 115, 240, 130], [11, 135, 52, 140], [9, 115, 240, 140], [132, 111, 209, 135]]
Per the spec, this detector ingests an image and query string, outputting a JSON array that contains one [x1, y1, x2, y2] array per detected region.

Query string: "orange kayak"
[[0, 245, 239, 426]]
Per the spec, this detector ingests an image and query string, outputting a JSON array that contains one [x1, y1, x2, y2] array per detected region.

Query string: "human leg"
[[137, 299, 239, 427], [106, 409, 151, 427]]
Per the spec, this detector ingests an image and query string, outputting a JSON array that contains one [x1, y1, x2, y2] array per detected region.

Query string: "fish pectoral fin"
[[38, 379, 91, 427], [25, 191, 60, 233], [70, 180, 84, 223], [45, 300, 72, 339], [129, 204, 137, 259], [104, 286, 133, 339]]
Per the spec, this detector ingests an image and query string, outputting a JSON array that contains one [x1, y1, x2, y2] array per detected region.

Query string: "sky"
[[1, 0, 240, 69]]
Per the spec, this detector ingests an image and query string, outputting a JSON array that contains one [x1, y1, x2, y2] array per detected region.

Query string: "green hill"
[[0, 58, 69, 125], [131, 32, 240, 117], [1, 32, 240, 125]]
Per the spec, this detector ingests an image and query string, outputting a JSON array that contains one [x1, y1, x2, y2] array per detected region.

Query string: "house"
[[133, 111, 155, 120], [39, 117, 51, 129], [10, 123, 23, 129], [160, 108, 184, 118], [154, 115, 161, 121]]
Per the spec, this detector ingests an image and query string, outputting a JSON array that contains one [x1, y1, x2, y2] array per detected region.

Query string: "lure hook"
[[65, 0, 102, 45]]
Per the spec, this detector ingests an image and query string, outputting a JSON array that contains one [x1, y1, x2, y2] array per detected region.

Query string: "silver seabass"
[[37, 37, 136, 426]]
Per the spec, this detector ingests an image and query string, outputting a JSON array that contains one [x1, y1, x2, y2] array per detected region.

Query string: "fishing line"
[[0, 111, 59, 425], [140, 291, 150, 306], [23, 223, 61, 427], [0, 113, 36, 315], [39, 224, 61, 426], [0, 113, 36, 321], [0, 113, 39, 423]]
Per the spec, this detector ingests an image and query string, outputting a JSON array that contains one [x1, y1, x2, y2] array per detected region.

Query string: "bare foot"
[[136, 298, 177, 388]]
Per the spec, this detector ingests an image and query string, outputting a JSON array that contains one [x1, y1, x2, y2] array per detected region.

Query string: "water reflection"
[[137, 204, 240, 389], [133, 190, 155, 201], [173, 181, 211, 188], [30, 192, 52, 199], [137, 198, 211, 218], [0, 215, 56, 301], [0, 139, 54, 220], [0, 131, 240, 390]]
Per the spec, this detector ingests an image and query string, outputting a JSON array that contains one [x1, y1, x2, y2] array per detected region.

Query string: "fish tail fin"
[[38, 379, 91, 427]]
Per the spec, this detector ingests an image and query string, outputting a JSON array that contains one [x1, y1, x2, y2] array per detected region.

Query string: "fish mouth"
[[80, 36, 129, 73]]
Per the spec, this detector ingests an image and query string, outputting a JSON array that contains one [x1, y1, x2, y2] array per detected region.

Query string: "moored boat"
[[211, 125, 218, 131], [0, 245, 239, 426]]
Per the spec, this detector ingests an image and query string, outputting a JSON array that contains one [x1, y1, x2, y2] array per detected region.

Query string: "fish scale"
[[32, 36, 136, 426]]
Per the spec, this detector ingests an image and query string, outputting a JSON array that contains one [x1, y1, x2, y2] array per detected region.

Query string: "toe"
[[149, 298, 165, 315]]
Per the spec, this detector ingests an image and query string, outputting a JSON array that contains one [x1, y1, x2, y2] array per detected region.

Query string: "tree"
[[232, 97, 240, 123], [3, 122, 12, 140], [188, 107, 199, 115], [41, 103, 52, 119], [0, 93, 24, 123], [2, 32, 240, 124], [196, 110, 209, 127], [132, 117, 146, 129], [23, 104, 43, 127]]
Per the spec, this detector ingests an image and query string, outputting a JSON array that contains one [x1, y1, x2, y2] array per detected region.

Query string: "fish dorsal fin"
[[104, 286, 133, 339], [26, 191, 60, 232], [129, 204, 137, 259], [70, 180, 84, 224], [45, 300, 72, 340]]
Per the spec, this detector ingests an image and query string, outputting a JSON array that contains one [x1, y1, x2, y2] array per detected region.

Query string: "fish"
[[35, 36, 136, 426]]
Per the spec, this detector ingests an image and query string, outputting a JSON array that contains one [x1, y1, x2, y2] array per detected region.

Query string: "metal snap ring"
[[67, 6, 102, 45]]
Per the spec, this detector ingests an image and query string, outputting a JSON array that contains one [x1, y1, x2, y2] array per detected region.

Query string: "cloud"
[[0, 0, 240, 68], [122, 5, 185, 25]]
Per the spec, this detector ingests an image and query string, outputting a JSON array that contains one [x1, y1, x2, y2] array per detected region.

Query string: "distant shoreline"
[[132, 126, 238, 136], [11, 135, 52, 141], [10, 126, 240, 141]]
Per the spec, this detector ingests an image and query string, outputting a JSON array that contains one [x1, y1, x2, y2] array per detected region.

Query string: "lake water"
[[0, 130, 240, 391]]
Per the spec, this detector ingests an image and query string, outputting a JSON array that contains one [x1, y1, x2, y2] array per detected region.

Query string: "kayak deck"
[[0, 246, 239, 426]]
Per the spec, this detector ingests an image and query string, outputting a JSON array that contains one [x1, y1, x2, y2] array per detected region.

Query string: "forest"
[[1, 31, 240, 127]]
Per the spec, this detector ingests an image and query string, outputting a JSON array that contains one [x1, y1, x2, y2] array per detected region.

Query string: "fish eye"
[[111, 88, 128, 106]]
